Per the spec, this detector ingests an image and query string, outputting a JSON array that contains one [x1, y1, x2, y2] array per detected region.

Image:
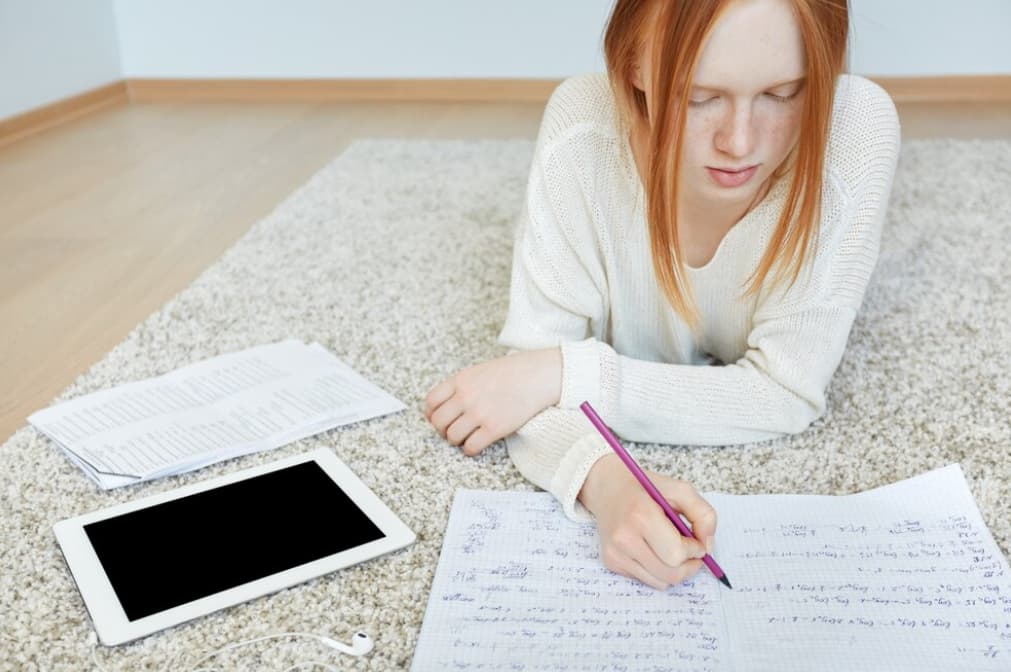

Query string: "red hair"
[[603, 0, 849, 326]]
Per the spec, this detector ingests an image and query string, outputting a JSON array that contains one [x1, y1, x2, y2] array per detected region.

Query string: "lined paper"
[[412, 491, 725, 671], [412, 465, 1011, 671]]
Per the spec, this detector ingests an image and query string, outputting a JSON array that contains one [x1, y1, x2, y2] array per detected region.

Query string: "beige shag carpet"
[[1, 137, 1009, 671]]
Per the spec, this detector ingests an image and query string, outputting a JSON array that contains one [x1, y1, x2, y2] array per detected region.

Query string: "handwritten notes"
[[713, 465, 1011, 670], [412, 491, 724, 671], [412, 466, 1011, 671]]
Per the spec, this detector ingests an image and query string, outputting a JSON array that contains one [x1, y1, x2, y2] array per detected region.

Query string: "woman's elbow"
[[775, 392, 825, 435]]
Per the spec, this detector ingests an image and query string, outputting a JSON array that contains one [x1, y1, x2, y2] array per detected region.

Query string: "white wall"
[[0, 0, 121, 120], [114, 0, 1011, 79], [3, 0, 1010, 121], [114, 0, 616, 79], [849, 0, 1011, 76]]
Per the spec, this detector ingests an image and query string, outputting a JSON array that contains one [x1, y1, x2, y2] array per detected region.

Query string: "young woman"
[[426, 0, 900, 591]]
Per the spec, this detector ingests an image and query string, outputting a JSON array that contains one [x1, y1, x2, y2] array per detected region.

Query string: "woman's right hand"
[[578, 453, 718, 590]]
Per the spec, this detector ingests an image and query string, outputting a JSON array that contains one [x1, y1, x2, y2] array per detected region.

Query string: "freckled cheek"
[[757, 110, 803, 158], [682, 116, 724, 164]]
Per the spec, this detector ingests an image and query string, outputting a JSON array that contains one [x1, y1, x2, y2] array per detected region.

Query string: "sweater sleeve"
[[498, 112, 617, 521]]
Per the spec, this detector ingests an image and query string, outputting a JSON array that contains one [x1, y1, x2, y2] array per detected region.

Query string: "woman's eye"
[[689, 96, 718, 107], [766, 91, 800, 103]]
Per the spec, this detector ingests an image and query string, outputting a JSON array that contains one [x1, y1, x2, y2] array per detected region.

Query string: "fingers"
[[642, 523, 707, 572], [603, 519, 707, 590], [433, 405, 495, 456], [424, 379, 455, 420], [428, 398, 462, 439], [461, 428, 495, 457], [603, 541, 666, 590], [425, 357, 541, 457], [611, 555, 706, 591], [445, 414, 479, 447], [426, 378, 492, 456], [620, 558, 668, 591], [655, 478, 718, 554], [674, 558, 705, 583], [595, 475, 718, 592]]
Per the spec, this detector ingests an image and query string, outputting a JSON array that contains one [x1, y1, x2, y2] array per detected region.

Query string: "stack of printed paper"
[[29, 340, 405, 489]]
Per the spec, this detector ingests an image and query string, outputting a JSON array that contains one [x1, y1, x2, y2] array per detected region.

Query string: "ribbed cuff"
[[548, 432, 613, 522], [559, 338, 601, 410]]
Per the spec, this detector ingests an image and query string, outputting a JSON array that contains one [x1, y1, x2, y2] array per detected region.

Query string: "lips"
[[706, 164, 759, 188]]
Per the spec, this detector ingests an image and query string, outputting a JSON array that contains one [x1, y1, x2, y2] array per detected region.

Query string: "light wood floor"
[[2, 99, 1010, 443]]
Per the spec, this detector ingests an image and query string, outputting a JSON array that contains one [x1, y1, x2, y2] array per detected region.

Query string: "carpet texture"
[[1, 137, 1009, 671]]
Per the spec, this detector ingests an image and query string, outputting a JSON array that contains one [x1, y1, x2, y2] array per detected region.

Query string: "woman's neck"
[[679, 177, 773, 230]]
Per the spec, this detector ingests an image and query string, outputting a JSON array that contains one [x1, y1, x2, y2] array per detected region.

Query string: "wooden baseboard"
[[0, 81, 128, 148], [127, 75, 1011, 105], [126, 78, 562, 103], [870, 75, 1011, 103], [3, 75, 1009, 147]]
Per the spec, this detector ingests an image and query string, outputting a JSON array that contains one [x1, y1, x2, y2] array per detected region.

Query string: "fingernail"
[[705, 536, 715, 554]]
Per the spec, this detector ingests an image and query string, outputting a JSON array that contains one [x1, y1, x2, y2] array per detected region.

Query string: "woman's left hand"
[[425, 348, 562, 456]]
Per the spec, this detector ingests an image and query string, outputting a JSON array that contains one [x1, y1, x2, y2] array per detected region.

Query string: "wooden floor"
[[2, 98, 1010, 444]]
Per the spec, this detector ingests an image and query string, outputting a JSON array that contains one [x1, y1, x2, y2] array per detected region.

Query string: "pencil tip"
[[719, 574, 733, 589]]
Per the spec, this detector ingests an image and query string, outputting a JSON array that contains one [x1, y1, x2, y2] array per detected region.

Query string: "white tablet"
[[54, 448, 416, 645]]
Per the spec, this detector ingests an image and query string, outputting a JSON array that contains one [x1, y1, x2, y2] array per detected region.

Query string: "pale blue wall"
[[112, 0, 1011, 79], [0, 0, 121, 120], [3, 0, 1010, 121]]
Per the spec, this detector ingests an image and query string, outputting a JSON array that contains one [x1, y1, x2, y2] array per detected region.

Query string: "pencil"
[[579, 401, 732, 589]]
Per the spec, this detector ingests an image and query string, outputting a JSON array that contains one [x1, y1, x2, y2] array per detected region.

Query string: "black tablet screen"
[[84, 461, 385, 621]]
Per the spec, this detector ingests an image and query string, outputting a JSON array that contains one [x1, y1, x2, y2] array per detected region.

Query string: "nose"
[[714, 104, 755, 159]]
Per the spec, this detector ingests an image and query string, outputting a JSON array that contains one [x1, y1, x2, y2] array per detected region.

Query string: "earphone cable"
[[89, 631, 348, 672]]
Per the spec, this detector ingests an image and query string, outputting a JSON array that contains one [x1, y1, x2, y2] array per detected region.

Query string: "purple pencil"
[[580, 401, 732, 589]]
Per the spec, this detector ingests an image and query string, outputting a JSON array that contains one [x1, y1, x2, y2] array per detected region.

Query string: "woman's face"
[[634, 0, 807, 210]]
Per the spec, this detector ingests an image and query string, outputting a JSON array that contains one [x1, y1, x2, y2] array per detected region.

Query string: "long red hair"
[[603, 0, 849, 326]]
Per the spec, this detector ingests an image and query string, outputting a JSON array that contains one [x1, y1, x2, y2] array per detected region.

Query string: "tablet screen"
[[83, 461, 385, 621]]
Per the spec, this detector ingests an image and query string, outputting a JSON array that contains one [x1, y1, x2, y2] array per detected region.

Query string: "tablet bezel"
[[53, 447, 415, 645]]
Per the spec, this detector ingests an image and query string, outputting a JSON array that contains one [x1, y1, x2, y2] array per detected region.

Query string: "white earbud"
[[319, 631, 374, 656]]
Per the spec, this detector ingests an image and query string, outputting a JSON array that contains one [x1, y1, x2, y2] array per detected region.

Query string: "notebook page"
[[412, 490, 728, 672], [713, 464, 1011, 671]]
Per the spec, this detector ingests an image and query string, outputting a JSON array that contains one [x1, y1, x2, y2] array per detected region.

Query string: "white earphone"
[[318, 631, 374, 656], [89, 630, 375, 671]]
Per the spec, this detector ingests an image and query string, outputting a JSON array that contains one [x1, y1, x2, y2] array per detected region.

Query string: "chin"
[[702, 180, 761, 201]]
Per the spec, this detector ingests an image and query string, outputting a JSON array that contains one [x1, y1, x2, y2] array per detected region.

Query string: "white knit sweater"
[[498, 73, 901, 521]]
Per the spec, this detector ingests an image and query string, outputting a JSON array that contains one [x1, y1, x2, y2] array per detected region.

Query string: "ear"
[[631, 63, 644, 91]]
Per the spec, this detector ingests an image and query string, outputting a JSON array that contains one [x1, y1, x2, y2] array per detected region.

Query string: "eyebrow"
[[691, 76, 807, 93]]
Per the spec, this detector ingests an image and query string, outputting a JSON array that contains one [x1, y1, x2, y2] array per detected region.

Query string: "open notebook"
[[412, 465, 1011, 671]]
